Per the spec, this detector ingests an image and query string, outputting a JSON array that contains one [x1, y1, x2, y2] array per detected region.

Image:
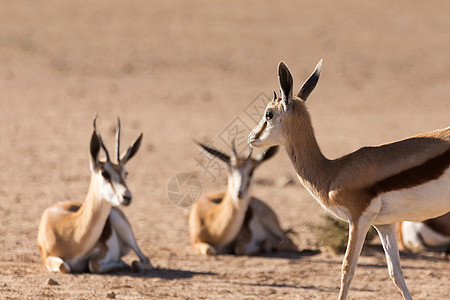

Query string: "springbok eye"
[[249, 170, 254, 177], [266, 110, 273, 120], [101, 169, 111, 181]]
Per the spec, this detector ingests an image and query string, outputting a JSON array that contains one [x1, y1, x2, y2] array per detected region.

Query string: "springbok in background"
[[189, 141, 297, 255], [247, 60, 450, 300], [37, 117, 153, 273], [397, 212, 450, 253]]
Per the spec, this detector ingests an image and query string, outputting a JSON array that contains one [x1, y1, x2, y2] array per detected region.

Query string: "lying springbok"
[[397, 212, 450, 253], [189, 141, 297, 255], [37, 117, 153, 273], [247, 60, 450, 300]]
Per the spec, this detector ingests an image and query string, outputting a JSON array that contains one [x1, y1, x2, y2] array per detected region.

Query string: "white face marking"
[[97, 163, 131, 207], [228, 161, 255, 202], [248, 102, 285, 148]]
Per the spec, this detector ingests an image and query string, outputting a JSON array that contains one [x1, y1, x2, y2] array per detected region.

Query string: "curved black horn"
[[115, 117, 121, 162], [193, 139, 230, 165], [230, 139, 238, 159], [93, 115, 110, 162], [245, 146, 253, 159], [273, 90, 277, 100]]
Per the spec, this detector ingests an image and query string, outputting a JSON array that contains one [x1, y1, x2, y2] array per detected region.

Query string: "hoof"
[[59, 262, 71, 273], [201, 246, 217, 256], [234, 245, 246, 255], [132, 260, 154, 273]]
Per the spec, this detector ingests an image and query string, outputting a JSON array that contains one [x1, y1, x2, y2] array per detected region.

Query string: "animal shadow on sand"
[[251, 248, 321, 260], [105, 267, 218, 280]]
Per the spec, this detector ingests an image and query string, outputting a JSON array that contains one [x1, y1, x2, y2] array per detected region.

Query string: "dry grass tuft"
[[316, 215, 377, 254]]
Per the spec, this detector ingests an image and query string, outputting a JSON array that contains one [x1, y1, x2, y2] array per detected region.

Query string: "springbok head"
[[248, 60, 322, 148], [195, 140, 278, 200], [90, 116, 143, 206]]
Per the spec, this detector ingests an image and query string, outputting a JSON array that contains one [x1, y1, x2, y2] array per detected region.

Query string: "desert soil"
[[0, 1, 449, 299]]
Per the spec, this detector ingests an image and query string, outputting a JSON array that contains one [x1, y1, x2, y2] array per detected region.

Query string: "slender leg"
[[235, 216, 264, 255], [89, 254, 130, 274], [374, 224, 413, 300], [109, 208, 153, 272], [338, 219, 372, 300], [259, 215, 297, 252], [88, 230, 132, 273], [234, 240, 260, 255]]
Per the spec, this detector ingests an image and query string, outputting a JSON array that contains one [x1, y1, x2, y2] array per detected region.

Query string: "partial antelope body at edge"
[[398, 212, 450, 253], [188, 140, 297, 256], [247, 60, 449, 300], [37, 116, 153, 274]]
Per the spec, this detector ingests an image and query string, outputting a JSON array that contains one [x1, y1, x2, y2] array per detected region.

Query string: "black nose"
[[122, 195, 132, 206]]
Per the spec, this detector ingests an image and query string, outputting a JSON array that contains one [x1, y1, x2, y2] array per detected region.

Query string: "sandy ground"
[[0, 1, 449, 299]]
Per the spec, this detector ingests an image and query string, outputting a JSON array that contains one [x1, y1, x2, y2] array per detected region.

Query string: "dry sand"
[[0, 1, 448, 299]]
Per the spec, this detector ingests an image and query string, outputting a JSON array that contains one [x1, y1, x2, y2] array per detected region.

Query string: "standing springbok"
[[397, 212, 450, 253], [247, 60, 450, 300], [189, 141, 297, 255], [37, 117, 153, 273]]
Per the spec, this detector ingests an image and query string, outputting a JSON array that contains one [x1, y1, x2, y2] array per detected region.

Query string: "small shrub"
[[316, 214, 377, 254]]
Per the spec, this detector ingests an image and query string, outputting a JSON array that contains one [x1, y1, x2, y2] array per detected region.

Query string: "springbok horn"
[[93, 115, 111, 162], [245, 146, 253, 159], [231, 139, 238, 159], [115, 117, 121, 162]]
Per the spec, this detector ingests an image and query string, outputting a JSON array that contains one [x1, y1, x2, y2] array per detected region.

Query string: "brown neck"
[[72, 175, 112, 242], [283, 104, 333, 201]]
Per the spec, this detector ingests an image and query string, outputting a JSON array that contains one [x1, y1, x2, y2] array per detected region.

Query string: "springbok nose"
[[122, 194, 132, 206]]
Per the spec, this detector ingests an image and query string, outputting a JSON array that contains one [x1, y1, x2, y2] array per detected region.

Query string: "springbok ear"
[[92, 114, 111, 162], [244, 146, 253, 160], [278, 62, 293, 110], [297, 59, 322, 101], [90, 131, 101, 170], [257, 146, 279, 162], [121, 133, 143, 164], [193, 139, 230, 165], [230, 139, 238, 166]]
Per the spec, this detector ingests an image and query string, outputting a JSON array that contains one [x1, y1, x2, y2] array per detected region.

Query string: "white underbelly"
[[373, 169, 450, 225]]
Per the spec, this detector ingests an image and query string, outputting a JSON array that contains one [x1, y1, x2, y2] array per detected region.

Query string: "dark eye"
[[101, 169, 111, 181], [266, 110, 273, 120], [249, 170, 254, 177]]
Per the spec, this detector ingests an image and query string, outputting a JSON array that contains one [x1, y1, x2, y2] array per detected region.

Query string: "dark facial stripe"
[[368, 149, 450, 198], [254, 121, 267, 140]]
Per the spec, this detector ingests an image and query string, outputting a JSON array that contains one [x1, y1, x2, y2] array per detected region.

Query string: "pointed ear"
[[230, 139, 238, 166], [121, 133, 143, 164], [90, 131, 101, 170], [193, 139, 230, 165], [257, 146, 279, 162], [278, 62, 293, 110], [244, 146, 253, 160], [297, 59, 322, 101]]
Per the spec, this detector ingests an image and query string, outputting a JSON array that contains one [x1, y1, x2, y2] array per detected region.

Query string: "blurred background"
[[0, 1, 448, 299]]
